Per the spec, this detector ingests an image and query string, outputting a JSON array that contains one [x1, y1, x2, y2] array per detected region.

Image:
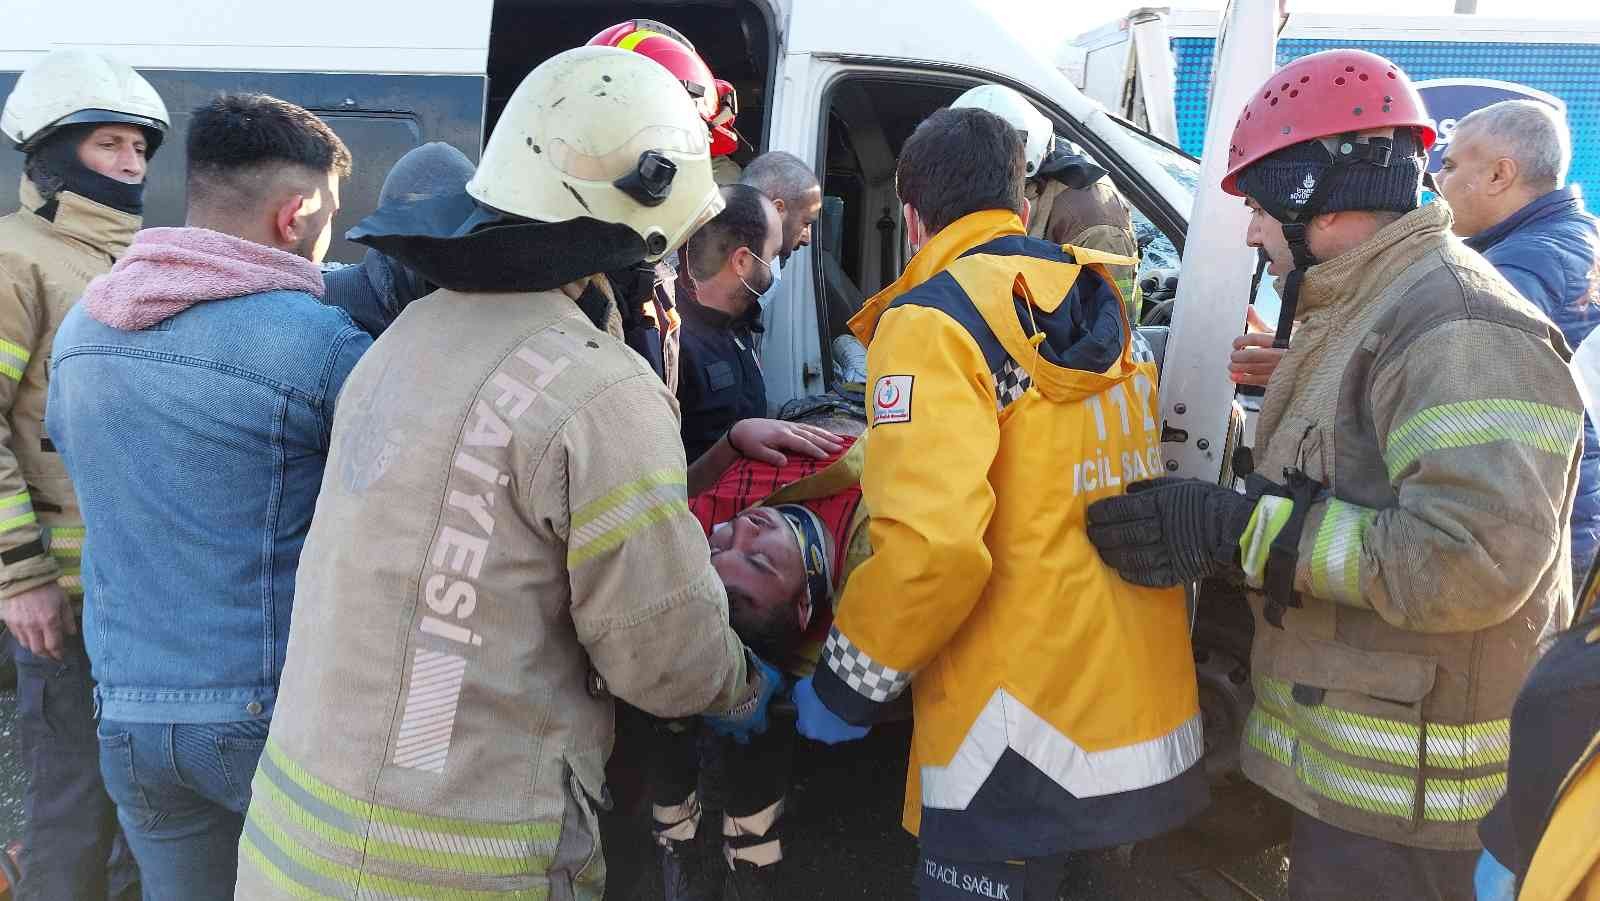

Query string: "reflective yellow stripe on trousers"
[[48, 526, 85, 597]]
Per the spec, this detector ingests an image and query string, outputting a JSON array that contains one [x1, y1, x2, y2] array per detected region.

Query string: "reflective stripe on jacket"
[[814, 210, 1207, 861], [1244, 201, 1582, 850], [1029, 179, 1141, 323], [0, 178, 136, 604]]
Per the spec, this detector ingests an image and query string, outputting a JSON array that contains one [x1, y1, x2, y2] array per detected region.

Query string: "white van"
[[2, 0, 1210, 400], [5, 0, 1268, 793]]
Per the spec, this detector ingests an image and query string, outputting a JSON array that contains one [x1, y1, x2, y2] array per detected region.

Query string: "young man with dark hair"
[[45, 92, 369, 898], [646, 435, 866, 901], [676, 183, 784, 462], [0, 48, 167, 901], [795, 106, 1207, 899]]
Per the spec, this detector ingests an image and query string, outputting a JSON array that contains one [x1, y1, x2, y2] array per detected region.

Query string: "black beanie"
[[1236, 128, 1426, 223], [23, 125, 145, 218]]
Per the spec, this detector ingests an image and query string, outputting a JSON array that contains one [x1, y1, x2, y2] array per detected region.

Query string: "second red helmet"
[[588, 19, 741, 157]]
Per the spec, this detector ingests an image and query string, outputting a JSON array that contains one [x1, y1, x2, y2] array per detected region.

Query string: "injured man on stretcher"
[[691, 431, 869, 673], [642, 431, 872, 887]]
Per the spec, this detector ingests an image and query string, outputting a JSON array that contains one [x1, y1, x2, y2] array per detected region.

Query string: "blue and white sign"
[[1416, 78, 1567, 174]]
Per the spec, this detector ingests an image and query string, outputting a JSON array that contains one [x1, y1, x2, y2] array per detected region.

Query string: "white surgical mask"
[[757, 254, 782, 314]]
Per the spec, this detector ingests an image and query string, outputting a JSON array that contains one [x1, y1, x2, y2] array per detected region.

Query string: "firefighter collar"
[[848, 209, 1025, 345], [20, 176, 138, 259]]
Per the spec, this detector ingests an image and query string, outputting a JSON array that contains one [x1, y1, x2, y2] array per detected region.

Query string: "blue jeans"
[[96, 718, 269, 901]]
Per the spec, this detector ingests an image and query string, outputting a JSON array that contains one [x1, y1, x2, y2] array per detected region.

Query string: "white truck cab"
[[1, 0, 1211, 407], [3, 0, 1276, 796], [753, 0, 1204, 406]]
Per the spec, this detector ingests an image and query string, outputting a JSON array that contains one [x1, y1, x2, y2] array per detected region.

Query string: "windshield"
[[1105, 119, 1198, 276], [1112, 118, 1200, 194]]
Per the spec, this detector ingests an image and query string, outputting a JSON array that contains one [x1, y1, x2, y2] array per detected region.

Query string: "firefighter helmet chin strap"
[[1268, 134, 1395, 349]]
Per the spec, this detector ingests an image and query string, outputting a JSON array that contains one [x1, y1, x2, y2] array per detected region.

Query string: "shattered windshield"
[[1108, 119, 1281, 323], [1112, 120, 1198, 275]]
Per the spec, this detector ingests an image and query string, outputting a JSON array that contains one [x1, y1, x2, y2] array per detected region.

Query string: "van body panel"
[[0, 69, 485, 263], [1, 0, 494, 73]]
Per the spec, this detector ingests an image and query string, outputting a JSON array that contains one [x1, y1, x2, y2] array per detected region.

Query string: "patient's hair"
[[727, 585, 805, 661]]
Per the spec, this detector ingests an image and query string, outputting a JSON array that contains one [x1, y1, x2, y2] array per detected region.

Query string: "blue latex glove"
[[793, 676, 870, 744], [705, 653, 783, 745], [1474, 849, 1516, 901]]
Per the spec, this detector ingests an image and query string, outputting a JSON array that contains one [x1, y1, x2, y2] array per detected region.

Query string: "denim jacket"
[[47, 290, 369, 723]]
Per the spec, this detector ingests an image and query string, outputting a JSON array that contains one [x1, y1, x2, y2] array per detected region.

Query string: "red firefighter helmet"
[[1221, 49, 1435, 197], [588, 19, 742, 157]]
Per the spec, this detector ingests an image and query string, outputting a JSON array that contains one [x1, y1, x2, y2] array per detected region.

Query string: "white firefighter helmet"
[[951, 84, 1053, 178], [2, 50, 170, 156], [467, 46, 724, 263]]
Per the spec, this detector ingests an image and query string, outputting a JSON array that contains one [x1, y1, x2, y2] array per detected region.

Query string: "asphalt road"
[[0, 689, 23, 847], [605, 721, 1292, 901], [0, 695, 1289, 900]]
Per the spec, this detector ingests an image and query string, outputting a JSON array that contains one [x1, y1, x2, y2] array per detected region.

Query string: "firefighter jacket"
[[0, 178, 136, 606], [1465, 187, 1600, 571], [812, 209, 1208, 862], [1241, 201, 1584, 851], [236, 287, 758, 900], [1028, 178, 1140, 322]]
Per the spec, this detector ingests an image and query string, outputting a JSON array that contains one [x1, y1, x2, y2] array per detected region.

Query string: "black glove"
[[1086, 477, 1259, 588]]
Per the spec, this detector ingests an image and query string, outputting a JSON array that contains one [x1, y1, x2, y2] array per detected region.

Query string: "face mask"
[[739, 251, 779, 304], [757, 255, 783, 314]]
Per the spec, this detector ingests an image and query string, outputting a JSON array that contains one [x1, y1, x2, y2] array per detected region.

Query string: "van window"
[[0, 70, 481, 264], [485, 1, 775, 169]]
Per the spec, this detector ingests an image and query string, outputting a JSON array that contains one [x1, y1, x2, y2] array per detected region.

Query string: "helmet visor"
[[546, 123, 708, 183]]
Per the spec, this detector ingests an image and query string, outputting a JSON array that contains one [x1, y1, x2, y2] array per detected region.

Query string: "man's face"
[[709, 507, 806, 632], [732, 199, 785, 301], [294, 172, 342, 264], [1435, 128, 1500, 237], [76, 124, 149, 185], [1244, 197, 1295, 276], [776, 186, 823, 260]]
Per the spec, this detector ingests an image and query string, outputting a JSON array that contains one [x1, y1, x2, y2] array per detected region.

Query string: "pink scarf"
[[85, 227, 325, 331]]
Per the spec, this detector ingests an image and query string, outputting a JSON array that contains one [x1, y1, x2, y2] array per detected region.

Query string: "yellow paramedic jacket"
[[1521, 729, 1600, 900], [812, 210, 1207, 861]]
